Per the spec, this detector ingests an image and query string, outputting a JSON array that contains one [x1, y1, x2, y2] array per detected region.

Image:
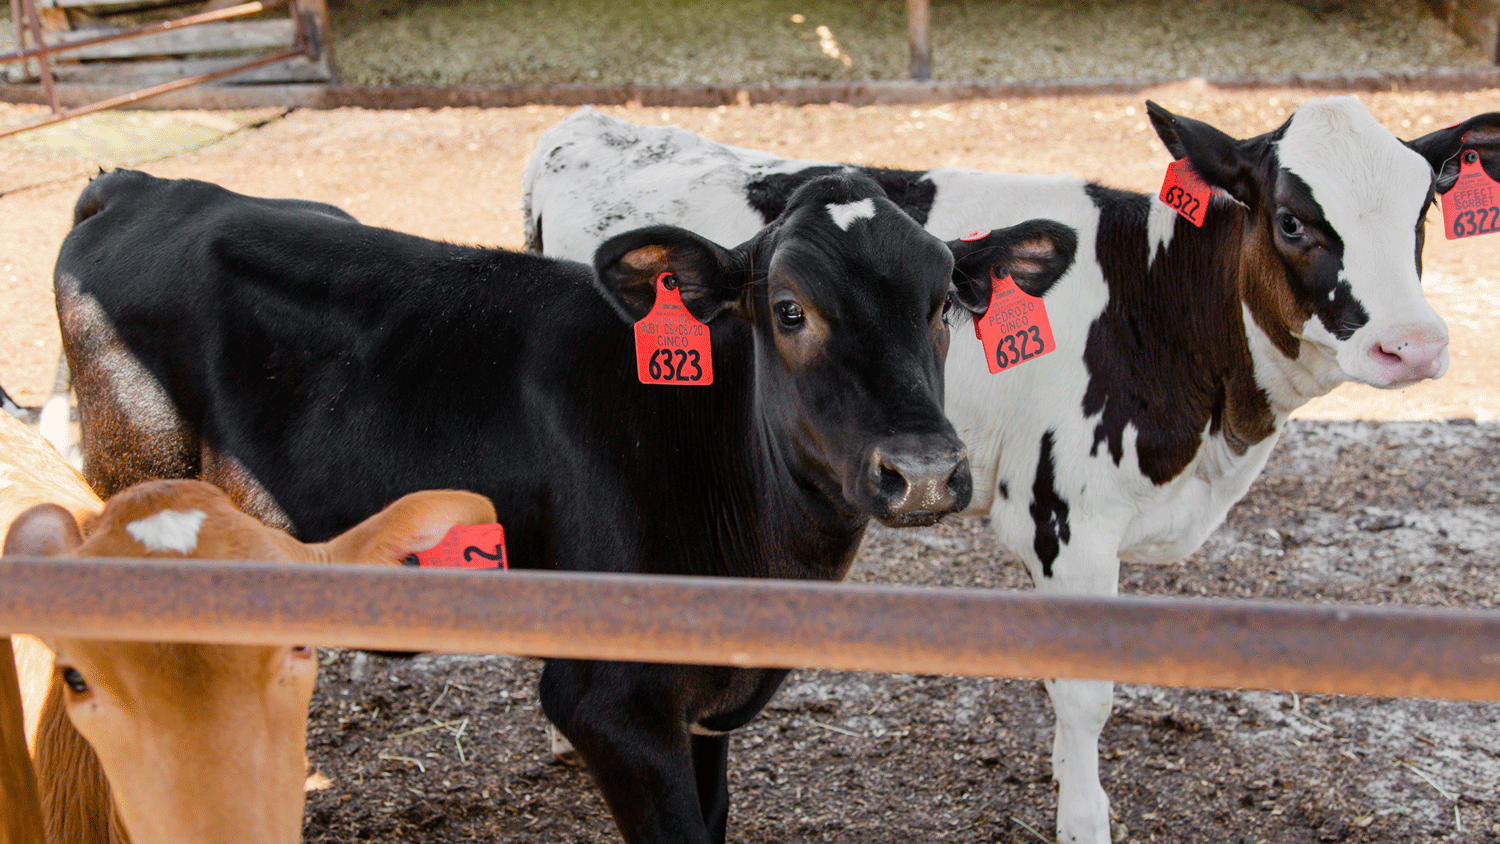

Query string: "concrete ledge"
[[3, 67, 1500, 112]]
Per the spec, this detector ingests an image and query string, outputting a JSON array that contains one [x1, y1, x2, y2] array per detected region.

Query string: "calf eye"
[[940, 293, 954, 326], [61, 668, 88, 694], [1278, 214, 1306, 240], [774, 301, 805, 329]]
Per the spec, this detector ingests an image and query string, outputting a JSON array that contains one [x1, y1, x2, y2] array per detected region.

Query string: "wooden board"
[[1422, 0, 1500, 63], [41, 19, 294, 60], [33, 52, 329, 84]]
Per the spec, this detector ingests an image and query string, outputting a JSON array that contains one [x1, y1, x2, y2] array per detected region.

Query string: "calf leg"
[[540, 659, 715, 844], [1045, 677, 1114, 844], [691, 733, 730, 842], [1025, 544, 1121, 844]]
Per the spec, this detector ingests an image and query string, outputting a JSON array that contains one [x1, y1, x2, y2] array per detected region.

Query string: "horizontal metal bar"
[[0, 46, 304, 138], [2, 557, 1498, 701], [0, 0, 290, 65]]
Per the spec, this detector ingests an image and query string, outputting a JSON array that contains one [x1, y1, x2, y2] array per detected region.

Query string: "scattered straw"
[[379, 752, 427, 773], [809, 719, 858, 737], [1398, 759, 1457, 801], [1010, 816, 1051, 844]]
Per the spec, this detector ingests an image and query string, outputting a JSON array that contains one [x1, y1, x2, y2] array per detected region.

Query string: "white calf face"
[[1270, 98, 1449, 388]]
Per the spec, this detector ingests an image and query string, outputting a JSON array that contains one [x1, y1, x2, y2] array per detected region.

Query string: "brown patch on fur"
[[621, 245, 671, 270], [32, 681, 125, 844], [1237, 217, 1310, 362], [55, 291, 200, 500], [2, 637, 46, 844]]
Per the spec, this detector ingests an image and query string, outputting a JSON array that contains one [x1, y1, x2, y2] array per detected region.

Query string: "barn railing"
[[3, 556, 1498, 701]]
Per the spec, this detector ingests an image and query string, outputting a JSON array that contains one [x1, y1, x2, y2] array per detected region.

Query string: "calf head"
[[1147, 97, 1498, 393], [594, 171, 1075, 527], [4, 479, 495, 844]]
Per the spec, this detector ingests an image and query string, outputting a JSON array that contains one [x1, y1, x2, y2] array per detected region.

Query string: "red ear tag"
[[1159, 158, 1212, 227], [959, 229, 991, 242], [634, 272, 714, 385], [1441, 149, 1500, 240], [971, 270, 1056, 375], [412, 523, 507, 570]]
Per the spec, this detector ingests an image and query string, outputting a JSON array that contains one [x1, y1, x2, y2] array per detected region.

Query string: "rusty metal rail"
[[0, 0, 325, 138], [3, 556, 1498, 701]]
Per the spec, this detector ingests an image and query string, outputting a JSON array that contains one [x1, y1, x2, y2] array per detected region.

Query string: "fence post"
[[906, 0, 930, 81]]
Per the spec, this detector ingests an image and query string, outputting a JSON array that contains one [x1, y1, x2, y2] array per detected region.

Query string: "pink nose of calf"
[[1369, 329, 1449, 384]]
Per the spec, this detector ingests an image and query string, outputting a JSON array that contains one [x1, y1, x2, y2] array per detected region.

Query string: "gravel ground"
[[0, 0, 1491, 86]]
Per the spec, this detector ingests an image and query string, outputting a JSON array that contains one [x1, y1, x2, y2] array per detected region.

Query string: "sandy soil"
[[2, 82, 1499, 419], [2, 85, 1499, 843]]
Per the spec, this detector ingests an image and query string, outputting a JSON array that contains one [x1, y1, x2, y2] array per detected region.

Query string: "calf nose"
[[865, 439, 971, 527], [1368, 330, 1449, 384]]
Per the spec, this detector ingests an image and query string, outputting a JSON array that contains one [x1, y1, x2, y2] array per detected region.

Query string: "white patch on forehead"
[[826, 198, 877, 230], [126, 508, 207, 554], [1275, 97, 1432, 244]]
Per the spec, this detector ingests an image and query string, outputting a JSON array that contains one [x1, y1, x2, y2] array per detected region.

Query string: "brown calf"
[[0, 413, 496, 844]]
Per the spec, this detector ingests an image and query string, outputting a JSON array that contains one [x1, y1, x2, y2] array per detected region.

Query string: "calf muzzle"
[[861, 437, 972, 527]]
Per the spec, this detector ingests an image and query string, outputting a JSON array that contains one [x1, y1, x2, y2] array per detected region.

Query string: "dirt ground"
[[2, 83, 1499, 842]]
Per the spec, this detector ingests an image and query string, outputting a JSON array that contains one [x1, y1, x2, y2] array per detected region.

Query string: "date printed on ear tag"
[[1442, 150, 1500, 240], [635, 272, 713, 385], [408, 524, 508, 570], [972, 271, 1055, 375], [1159, 158, 1212, 227]]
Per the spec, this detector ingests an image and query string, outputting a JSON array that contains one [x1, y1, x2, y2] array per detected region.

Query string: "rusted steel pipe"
[[0, 0, 291, 66], [0, 46, 303, 138], [2, 557, 1498, 701], [17, 0, 59, 113]]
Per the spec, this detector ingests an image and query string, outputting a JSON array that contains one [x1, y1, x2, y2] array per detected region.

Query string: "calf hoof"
[[547, 722, 585, 767]]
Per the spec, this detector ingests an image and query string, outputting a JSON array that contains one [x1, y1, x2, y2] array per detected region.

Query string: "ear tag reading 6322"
[[1441, 149, 1500, 240], [972, 270, 1055, 375], [1159, 158, 1212, 227], [634, 272, 713, 385], [409, 523, 507, 570]]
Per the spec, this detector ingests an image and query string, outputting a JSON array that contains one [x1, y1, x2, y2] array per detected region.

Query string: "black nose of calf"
[[862, 437, 971, 527]]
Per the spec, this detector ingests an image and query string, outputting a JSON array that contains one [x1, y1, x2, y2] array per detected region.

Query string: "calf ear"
[[3, 503, 84, 557], [1146, 100, 1264, 208], [593, 225, 749, 324], [948, 220, 1078, 311], [1406, 113, 1500, 193], [323, 490, 498, 564]]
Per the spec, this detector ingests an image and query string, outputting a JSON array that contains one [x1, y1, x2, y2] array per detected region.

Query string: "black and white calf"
[[523, 99, 1499, 843], [54, 168, 1076, 844]]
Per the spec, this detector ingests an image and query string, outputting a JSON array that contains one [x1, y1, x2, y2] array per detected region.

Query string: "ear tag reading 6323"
[[1441, 149, 1500, 240], [1159, 158, 1212, 227], [973, 270, 1055, 375], [634, 272, 713, 385], [408, 523, 507, 570]]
